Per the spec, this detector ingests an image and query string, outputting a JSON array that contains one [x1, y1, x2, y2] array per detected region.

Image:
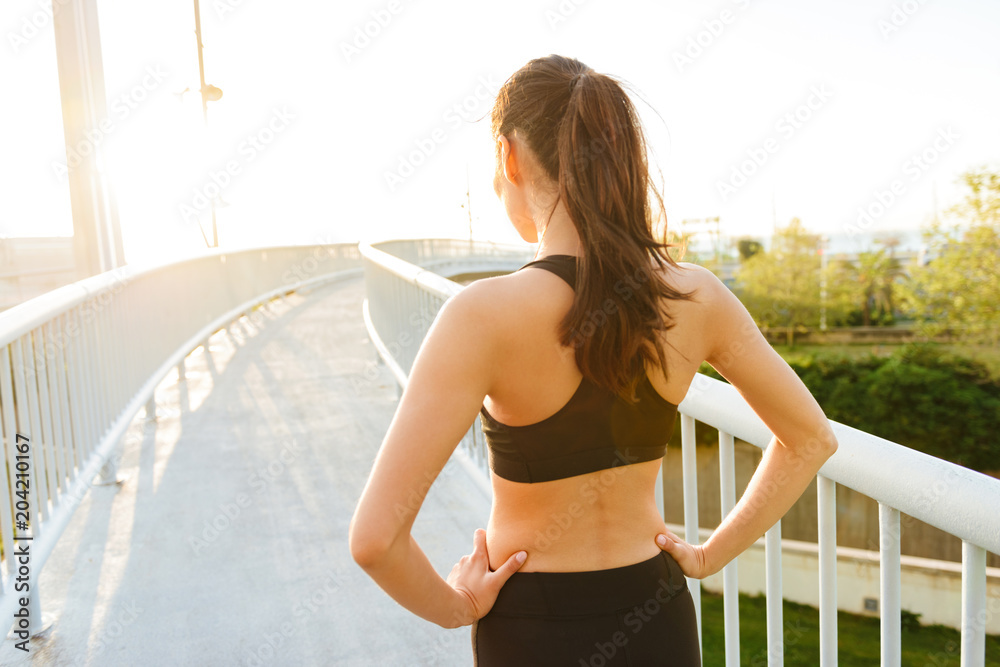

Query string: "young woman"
[[350, 54, 838, 665]]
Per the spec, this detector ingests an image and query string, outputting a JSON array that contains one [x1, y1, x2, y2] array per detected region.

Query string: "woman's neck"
[[532, 202, 583, 259]]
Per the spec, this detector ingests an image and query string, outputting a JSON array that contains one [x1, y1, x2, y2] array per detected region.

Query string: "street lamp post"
[[193, 0, 223, 247]]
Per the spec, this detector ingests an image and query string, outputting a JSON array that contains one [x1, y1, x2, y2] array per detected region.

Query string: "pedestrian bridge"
[[0, 240, 998, 666]]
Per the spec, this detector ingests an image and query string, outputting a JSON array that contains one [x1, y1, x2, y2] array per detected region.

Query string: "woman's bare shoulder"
[[656, 260, 729, 304], [462, 267, 573, 310], [440, 271, 570, 342]]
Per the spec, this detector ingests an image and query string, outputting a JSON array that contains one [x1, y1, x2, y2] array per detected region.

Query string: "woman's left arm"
[[349, 282, 526, 628]]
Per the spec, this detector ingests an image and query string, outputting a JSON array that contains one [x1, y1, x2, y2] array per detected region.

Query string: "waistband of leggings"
[[488, 551, 688, 617]]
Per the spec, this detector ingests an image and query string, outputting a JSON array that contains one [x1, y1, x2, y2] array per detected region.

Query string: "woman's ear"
[[497, 134, 518, 186]]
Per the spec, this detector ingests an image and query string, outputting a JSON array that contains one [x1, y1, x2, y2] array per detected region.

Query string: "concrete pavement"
[[1, 276, 491, 666]]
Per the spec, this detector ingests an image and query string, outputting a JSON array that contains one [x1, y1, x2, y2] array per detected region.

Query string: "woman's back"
[[479, 255, 716, 572]]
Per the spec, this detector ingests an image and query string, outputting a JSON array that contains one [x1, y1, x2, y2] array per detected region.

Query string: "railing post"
[[879, 503, 901, 667], [0, 347, 18, 583], [766, 522, 783, 667], [63, 311, 85, 473], [960, 541, 987, 667], [40, 324, 67, 502], [94, 451, 122, 485], [817, 474, 838, 667], [50, 318, 76, 491], [6, 541, 55, 640], [680, 414, 702, 649], [718, 431, 740, 667], [145, 395, 157, 423], [20, 336, 52, 524], [10, 340, 42, 530], [94, 434, 124, 486], [26, 581, 53, 637]]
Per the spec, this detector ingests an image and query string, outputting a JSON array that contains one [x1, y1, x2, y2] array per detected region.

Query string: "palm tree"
[[663, 228, 696, 262], [852, 249, 902, 326]]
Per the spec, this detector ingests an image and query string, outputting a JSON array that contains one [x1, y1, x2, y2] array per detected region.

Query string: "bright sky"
[[1, 0, 998, 264]]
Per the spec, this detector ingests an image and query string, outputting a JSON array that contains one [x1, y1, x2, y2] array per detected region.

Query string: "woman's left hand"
[[446, 528, 527, 626], [655, 528, 713, 579]]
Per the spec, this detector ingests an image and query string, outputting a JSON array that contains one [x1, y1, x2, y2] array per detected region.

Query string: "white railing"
[[368, 237, 533, 270], [361, 238, 1000, 667], [360, 240, 531, 495], [0, 243, 361, 637]]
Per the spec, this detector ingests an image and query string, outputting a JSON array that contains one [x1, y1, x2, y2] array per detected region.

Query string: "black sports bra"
[[479, 255, 678, 483]]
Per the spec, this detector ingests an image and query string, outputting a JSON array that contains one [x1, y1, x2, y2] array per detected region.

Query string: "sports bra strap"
[[517, 255, 578, 289]]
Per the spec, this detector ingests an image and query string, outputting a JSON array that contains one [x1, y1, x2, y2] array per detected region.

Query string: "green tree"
[[736, 218, 824, 346], [822, 256, 859, 327], [737, 237, 764, 261], [901, 168, 1000, 345], [850, 249, 903, 326]]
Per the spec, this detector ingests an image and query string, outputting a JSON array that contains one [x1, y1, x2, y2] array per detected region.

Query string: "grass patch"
[[699, 590, 1000, 666], [771, 342, 1000, 380]]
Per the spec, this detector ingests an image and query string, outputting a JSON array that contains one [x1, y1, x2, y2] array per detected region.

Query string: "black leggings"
[[472, 550, 701, 666]]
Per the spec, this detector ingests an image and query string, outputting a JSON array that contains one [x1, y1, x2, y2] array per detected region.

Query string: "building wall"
[[0, 237, 77, 312], [675, 523, 1000, 634]]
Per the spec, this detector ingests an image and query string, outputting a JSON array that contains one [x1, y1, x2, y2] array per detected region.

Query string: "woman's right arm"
[[656, 268, 838, 578]]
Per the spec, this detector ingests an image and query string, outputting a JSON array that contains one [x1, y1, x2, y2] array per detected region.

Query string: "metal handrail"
[[679, 374, 1000, 555], [358, 240, 533, 497], [0, 243, 362, 637]]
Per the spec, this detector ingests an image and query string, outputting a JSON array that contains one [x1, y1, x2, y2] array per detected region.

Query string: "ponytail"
[[492, 55, 691, 400]]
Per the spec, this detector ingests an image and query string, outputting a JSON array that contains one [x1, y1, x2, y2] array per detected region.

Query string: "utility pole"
[[771, 189, 777, 235], [193, 0, 219, 248], [466, 164, 473, 243], [712, 216, 721, 266], [819, 235, 829, 331], [932, 180, 939, 225]]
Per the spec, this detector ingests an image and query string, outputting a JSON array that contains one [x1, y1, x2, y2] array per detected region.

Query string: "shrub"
[[699, 345, 1000, 472]]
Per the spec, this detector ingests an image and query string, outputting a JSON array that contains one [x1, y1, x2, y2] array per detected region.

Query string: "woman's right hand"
[[655, 528, 713, 579], [446, 528, 527, 626]]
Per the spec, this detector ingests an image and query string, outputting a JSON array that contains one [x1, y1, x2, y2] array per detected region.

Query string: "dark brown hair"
[[491, 54, 691, 400]]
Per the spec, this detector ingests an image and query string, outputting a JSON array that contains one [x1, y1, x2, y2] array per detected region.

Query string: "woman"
[[350, 54, 838, 665]]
